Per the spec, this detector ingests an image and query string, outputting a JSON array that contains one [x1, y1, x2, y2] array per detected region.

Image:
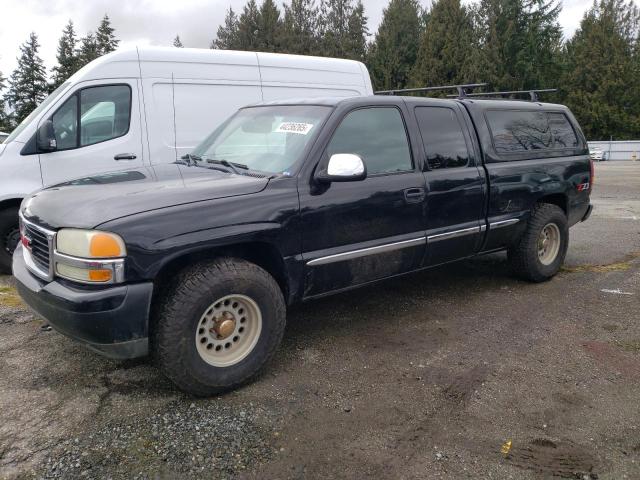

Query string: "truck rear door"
[[412, 101, 486, 266]]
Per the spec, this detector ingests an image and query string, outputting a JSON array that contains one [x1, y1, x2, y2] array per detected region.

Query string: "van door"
[[414, 104, 485, 266], [39, 80, 144, 186]]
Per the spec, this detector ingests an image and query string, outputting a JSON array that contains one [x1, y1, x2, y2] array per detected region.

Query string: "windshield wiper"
[[177, 153, 234, 174], [179, 153, 203, 166], [205, 158, 249, 175]]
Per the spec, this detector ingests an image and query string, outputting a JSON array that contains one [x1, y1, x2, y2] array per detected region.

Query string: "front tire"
[[153, 258, 286, 396], [0, 207, 20, 275], [508, 204, 569, 282]]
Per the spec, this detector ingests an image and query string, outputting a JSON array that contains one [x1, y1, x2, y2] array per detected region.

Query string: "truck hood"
[[22, 164, 270, 229]]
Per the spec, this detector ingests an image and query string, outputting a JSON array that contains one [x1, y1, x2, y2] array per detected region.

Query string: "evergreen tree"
[[476, 0, 563, 91], [173, 35, 184, 47], [96, 14, 119, 55], [237, 0, 262, 50], [410, 0, 477, 88], [367, 0, 422, 90], [51, 20, 79, 89], [281, 0, 320, 55], [4, 33, 48, 124], [77, 33, 100, 68], [563, 0, 640, 140], [0, 72, 12, 132], [258, 0, 283, 51], [212, 7, 240, 49], [319, 0, 368, 60], [346, 0, 368, 60]]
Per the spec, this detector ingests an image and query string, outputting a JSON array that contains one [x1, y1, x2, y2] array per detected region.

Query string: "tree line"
[[0, 15, 119, 132], [1, 0, 639, 141]]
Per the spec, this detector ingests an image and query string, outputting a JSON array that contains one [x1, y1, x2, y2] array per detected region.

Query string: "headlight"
[[57, 229, 126, 258], [54, 229, 126, 284]]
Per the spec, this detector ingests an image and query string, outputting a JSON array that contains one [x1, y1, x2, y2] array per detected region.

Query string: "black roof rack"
[[375, 83, 488, 97], [448, 88, 558, 102]]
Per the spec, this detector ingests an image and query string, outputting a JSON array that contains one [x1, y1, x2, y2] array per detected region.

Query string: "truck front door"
[[299, 104, 427, 297]]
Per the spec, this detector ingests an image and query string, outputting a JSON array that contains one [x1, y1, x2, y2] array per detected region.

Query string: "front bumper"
[[13, 244, 153, 359], [581, 204, 593, 222]]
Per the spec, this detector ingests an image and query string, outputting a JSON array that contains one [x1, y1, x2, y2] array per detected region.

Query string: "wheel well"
[[537, 193, 567, 214], [152, 242, 289, 304], [0, 198, 23, 212]]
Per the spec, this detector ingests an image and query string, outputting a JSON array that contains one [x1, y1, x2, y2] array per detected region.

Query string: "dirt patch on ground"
[[561, 251, 640, 273], [0, 285, 23, 308], [506, 438, 599, 478]]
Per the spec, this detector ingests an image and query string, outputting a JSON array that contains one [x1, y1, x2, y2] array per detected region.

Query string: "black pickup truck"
[[14, 94, 593, 395]]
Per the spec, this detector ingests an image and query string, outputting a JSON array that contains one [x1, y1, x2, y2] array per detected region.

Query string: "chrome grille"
[[23, 223, 51, 271], [19, 214, 55, 281]]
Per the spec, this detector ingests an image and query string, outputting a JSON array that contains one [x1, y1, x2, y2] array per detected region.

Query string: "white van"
[[0, 46, 373, 272]]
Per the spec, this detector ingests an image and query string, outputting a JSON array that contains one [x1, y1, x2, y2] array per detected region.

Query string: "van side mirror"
[[315, 154, 366, 183], [36, 120, 57, 152]]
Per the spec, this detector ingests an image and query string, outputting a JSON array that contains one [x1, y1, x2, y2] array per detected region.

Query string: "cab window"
[[49, 85, 131, 150], [415, 106, 470, 169], [326, 107, 412, 175]]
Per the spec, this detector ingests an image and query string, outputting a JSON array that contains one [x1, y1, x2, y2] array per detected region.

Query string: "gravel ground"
[[1, 162, 639, 479]]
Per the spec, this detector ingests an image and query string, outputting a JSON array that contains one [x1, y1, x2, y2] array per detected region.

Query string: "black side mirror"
[[36, 120, 57, 152]]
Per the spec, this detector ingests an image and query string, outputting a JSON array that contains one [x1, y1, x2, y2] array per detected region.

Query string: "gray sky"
[[1, 0, 596, 81]]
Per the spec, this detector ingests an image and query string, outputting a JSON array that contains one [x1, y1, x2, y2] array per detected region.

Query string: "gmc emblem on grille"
[[21, 234, 32, 251]]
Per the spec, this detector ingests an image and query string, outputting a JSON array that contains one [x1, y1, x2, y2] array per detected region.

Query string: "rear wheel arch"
[[536, 193, 568, 215]]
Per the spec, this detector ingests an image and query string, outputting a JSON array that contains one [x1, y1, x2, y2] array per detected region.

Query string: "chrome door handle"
[[404, 187, 425, 203], [114, 153, 137, 160]]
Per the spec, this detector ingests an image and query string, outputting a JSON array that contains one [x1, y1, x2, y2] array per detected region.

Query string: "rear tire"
[[0, 207, 20, 275], [508, 203, 568, 282], [152, 258, 286, 396]]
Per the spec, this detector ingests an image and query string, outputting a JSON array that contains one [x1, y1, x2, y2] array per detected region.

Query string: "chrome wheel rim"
[[195, 294, 262, 367], [538, 223, 561, 266]]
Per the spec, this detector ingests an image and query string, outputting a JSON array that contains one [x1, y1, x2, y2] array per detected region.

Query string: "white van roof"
[[67, 47, 372, 92]]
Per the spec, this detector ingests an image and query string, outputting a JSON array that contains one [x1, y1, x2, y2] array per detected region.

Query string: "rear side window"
[[486, 110, 552, 153], [548, 113, 578, 148], [415, 106, 470, 169], [326, 107, 412, 175]]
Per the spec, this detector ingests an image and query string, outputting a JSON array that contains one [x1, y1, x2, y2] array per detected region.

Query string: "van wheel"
[[508, 204, 568, 282], [153, 258, 286, 396], [0, 207, 20, 275]]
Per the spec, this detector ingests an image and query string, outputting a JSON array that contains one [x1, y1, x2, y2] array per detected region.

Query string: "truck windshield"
[[191, 105, 331, 175], [4, 82, 70, 144]]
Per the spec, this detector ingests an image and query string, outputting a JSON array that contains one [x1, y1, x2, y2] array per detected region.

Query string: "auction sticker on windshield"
[[275, 122, 314, 135]]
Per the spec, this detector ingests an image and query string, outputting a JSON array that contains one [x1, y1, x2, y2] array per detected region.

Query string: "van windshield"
[[4, 82, 70, 144], [191, 105, 331, 175]]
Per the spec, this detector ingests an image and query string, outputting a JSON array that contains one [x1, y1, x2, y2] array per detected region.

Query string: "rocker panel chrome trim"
[[427, 226, 480, 243], [306, 237, 426, 266], [489, 218, 520, 230]]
